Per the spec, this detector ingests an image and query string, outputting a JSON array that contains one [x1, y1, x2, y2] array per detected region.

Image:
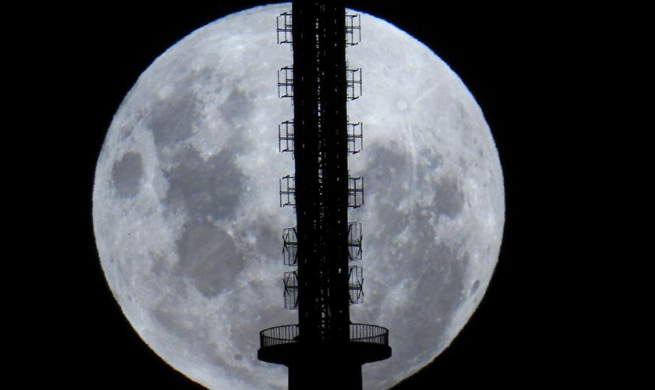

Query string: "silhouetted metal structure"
[[259, 1, 391, 389]]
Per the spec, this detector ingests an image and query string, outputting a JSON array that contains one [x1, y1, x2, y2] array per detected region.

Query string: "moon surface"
[[93, 4, 504, 390]]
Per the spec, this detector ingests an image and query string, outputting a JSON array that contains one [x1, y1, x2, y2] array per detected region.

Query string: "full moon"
[[93, 4, 504, 390]]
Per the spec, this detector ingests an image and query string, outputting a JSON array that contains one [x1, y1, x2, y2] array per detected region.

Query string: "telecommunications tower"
[[258, 1, 391, 389]]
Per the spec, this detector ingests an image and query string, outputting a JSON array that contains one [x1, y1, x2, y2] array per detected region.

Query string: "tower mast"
[[259, 1, 391, 388]]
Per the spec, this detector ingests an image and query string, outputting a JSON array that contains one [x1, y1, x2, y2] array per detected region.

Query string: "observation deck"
[[258, 323, 391, 366]]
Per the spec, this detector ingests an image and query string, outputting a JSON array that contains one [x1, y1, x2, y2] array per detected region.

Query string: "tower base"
[[288, 356, 363, 390], [259, 340, 391, 390]]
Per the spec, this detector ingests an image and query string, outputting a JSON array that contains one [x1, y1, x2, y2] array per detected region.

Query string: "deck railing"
[[260, 324, 300, 348], [349, 323, 389, 345], [260, 323, 389, 348]]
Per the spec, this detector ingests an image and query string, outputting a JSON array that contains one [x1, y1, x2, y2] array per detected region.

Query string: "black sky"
[[27, 0, 641, 388]]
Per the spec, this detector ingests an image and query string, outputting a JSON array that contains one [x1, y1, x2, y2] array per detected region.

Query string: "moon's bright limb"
[[93, 4, 504, 390]]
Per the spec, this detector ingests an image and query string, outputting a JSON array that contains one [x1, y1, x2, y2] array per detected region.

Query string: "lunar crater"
[[470, 279, 481, 295], [154, 304, 194, 338], [176, 222, 245, 298], [163, 147, 245, 222], [148, 91, 201, 149], [111, 152, 144, 198], [218, 88, 255, 128], [434, 176, 465, 218], [366, 143, 413, 207]]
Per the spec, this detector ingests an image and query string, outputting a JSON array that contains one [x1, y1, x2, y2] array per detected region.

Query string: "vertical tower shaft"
[[293, 0, 350, 345]]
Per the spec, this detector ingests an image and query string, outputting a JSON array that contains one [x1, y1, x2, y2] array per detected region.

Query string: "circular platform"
[[258, 323, 392, 365]]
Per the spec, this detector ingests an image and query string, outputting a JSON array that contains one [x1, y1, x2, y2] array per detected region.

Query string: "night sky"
[[27, 1, 637, 388]]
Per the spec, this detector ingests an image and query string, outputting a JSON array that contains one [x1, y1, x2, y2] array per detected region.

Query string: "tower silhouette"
[[258, 1, 391, 389]]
